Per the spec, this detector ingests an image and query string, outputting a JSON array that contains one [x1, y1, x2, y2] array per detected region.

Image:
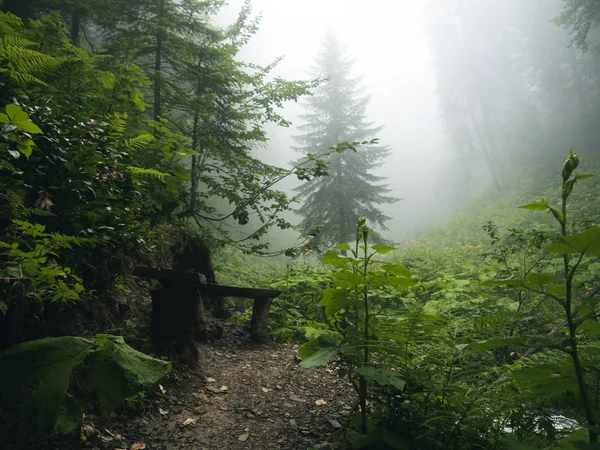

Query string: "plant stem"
[[562, 187, 597, 443], [359, 227, 369, 433]]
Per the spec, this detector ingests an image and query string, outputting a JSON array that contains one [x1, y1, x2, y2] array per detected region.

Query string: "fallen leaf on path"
[[315, 399, 327, 406], [182, 417, 197, 426], [206, 377, 216, 383], [219, 385, 228, 392], [158, 384, 166, 394], [130, 441, 147, 450], [159, 408, 169, 416], [261, 387, 272, 393], [325, 368, 335, 374], [206, 386, 223, 394], [329, 419, 342, 429]]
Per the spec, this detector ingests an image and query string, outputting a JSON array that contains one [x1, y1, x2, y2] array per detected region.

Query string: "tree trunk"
[[153, 0, 164, 121]]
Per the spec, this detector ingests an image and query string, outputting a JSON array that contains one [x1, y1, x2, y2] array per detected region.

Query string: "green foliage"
[[298, 217, 415, 435], [0, 334, 170, 435]]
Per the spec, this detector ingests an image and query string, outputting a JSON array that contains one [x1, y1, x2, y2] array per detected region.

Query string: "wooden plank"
[[204, 284, 281, 299], [133, 267, 281, 299], [133, 267, 207, 285]]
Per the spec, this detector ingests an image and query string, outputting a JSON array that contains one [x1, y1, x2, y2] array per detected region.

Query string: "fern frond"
[[0, 33, 63, 86], [126, 166, 170, 181], [125, 133, 155, 151]]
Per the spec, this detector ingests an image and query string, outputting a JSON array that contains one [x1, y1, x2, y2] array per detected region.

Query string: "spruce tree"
[[293, 34, 396, 247]]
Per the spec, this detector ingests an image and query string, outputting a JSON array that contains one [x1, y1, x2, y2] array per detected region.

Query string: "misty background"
[[214, 0, 600, 246], [217, 0, 449, 242]]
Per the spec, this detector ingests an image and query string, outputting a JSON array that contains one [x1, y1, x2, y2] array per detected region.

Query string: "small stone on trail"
[[261, 387, 272, 393], [275, 385, 283, 390], [315, 399, 327, 406], [289, 395, 306, 403], [194, 406, 208, 415], [329, 419, 342, 429], [206, 377, 216, 383], [289, 419, 296, 427], [206, 386, 224, 394], [238, 433, 249, 442]]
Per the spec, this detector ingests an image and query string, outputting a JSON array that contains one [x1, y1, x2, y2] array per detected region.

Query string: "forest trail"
[[84, 325, 354, 450]]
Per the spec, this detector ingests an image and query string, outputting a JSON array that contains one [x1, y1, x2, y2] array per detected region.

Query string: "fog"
[[218, 0, 449, 242], [217, 0, 600, 244]]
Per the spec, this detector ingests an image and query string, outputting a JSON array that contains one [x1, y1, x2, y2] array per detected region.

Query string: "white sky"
[[218, 0, 451, 240]]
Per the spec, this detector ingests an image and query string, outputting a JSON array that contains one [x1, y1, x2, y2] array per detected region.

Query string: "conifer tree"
[[293, 34, 396, 246]]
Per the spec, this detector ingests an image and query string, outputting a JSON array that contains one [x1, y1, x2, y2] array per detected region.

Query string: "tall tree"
[[292, 34, 396, 247]]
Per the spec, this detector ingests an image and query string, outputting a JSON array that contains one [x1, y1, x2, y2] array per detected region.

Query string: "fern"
[[126, 166, 170, 181], [0, 13, 63, 86], [125, 133, 155, 151]]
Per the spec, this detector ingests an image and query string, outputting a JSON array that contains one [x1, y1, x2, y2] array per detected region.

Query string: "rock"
[[206, 386, 224, 394], [289, 419, 296, 427], [284, 413, 290, 418], [328, 419, 342, 429], [194, 406, 208, 415], [238, 433, 249, 442], [289, 395, 306, 403]]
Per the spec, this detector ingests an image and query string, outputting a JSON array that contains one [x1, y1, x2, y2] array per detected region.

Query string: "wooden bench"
[[133, 267, 281, 366]]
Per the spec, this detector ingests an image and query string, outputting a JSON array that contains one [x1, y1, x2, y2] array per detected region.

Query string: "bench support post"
[[250, 296, 273, 343]]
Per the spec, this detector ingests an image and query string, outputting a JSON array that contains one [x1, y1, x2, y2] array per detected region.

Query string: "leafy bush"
[[0, 334, 170, 436]]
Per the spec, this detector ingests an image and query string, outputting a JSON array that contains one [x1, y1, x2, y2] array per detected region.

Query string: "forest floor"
[[82, 324, 355, 450]]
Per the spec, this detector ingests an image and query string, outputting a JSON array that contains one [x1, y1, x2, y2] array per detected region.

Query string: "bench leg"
[[250, 296, 272, 343]]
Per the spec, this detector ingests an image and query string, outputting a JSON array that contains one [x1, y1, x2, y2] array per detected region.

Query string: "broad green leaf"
[[558, 427, 599, 449], [6, 104, 42, 134], [333, 270, 363, 288], [0, 112, 9, 123], [321, 249, 350, 268], [0, 335, 169, 436], [577, 320, 600, 336], [298, 333, 340, 369], [84, 335, 170, 412], [371, 244, 397, 254], [319, 287, 353, 316], [354, 366, 406, 391], [17, 120, 43, 134], [518, 199, 549, 210], [0, 336, 93, 435], [547, 227, 600, 257], [17, 138, 34, 159], [511, 363, 576, 396], [457, 336, 525, 351], [333, 244, 351, 251], [381, 263, 411, 278], [502, 435, 539, 450], [6, 103, 29, 123], [547, 284, 567, 296], [525, 273, 555, 287]]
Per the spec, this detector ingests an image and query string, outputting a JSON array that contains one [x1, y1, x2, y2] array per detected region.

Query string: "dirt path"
[[83, 326, 354, 450]]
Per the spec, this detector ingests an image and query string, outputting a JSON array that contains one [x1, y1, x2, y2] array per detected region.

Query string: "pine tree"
[[293, 34, 396, 247]]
